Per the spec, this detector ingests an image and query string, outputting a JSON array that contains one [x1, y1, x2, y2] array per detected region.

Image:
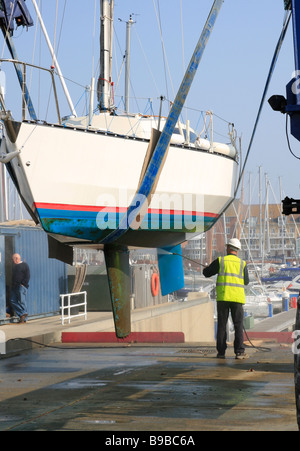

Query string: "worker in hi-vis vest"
[[203, 238, 249, 360]]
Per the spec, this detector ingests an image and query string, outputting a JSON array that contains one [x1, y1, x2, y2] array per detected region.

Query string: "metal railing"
[[60, 291, 87, 325], [0, 58, 61, 123]]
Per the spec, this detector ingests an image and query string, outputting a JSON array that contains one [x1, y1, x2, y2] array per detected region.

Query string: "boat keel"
[[104, 244, 131, 339]]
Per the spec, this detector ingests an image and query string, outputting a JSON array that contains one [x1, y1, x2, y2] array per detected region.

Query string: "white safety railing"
[[60, 291, 87, 325]]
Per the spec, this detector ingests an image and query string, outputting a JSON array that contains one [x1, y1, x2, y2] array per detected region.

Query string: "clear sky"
[[1, 0, 299, 206]]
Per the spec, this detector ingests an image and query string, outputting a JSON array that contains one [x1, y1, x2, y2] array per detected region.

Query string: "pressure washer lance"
[[161, 250, 271, 353], [157, 249, 207, 267]]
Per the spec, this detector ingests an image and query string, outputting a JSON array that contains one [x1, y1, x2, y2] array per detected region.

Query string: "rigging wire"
[[180, 0, 187, 123], [234, 10, 292, 198], [133, 27, 160, 97], [213, 9, 292, 226], [152, 0, 175, 103], [91, 0, 97, 78], [153, 0, 169, 101], [44, 0, 68, 121], [111, 18, 126, 98], [55, 0, 68, 57], [0, 0, 17, 60], [180, 0, 185, 77], [28, 0, 40, 106]]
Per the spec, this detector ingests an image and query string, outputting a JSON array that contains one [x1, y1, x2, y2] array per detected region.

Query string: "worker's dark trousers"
[[216, 301, 245, 356]]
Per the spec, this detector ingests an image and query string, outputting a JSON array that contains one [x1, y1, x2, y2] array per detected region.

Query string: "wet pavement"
[[0, 341, 298, 431]]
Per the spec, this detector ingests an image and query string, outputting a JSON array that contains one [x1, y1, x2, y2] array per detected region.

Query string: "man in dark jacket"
[[10, 253, 30, 324]]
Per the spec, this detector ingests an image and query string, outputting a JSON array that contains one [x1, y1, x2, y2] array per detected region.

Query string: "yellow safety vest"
[[216, 255, 246, 304]]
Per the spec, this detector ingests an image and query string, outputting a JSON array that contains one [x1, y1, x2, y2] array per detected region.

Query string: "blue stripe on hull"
[[37, 207, 218, 242]]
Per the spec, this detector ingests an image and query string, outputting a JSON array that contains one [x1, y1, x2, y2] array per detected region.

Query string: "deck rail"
[[60, 291, 87, 325]]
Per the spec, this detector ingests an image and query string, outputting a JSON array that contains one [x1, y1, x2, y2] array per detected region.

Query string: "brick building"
[[183, 199, 300, 265]]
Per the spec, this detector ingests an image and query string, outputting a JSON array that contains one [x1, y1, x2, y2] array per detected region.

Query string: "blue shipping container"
[[0, 223, 68, 322]]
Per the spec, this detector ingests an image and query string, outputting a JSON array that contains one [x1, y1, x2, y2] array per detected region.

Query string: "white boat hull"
[[3, 120, 238, 248]]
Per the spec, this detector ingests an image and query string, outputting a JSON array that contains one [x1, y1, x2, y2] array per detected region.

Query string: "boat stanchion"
[[104, 244, 131, 339]]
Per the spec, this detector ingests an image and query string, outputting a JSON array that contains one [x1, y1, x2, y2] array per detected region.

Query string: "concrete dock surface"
[[0, 330, 298, 431], [0, 312, 114, 355]]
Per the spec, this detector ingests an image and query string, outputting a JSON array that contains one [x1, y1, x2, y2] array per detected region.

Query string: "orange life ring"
[[151, 273, 160, 297]]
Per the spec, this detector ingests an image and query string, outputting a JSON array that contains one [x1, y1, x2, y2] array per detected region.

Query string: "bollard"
[[268, 303, 273, 317], [282, 297, 289, 312]]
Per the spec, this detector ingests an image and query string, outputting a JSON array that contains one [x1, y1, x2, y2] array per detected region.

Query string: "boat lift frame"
[[269, 1, 300, 216], [270, 0, 300, 144], [275, 0, 300, 433]]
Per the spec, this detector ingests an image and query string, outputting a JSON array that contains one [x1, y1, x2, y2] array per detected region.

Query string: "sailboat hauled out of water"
[[0, 0, 239, 337]]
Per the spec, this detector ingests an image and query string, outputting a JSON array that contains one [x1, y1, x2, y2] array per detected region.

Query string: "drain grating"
[[180, 347, 216, 355]]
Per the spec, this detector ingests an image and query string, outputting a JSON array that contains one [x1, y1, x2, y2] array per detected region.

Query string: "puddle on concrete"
[[0, 415, 21, 422], [84, 420, 116, 425], [51, 379, 107, 389], [113, 369, 133, 376]]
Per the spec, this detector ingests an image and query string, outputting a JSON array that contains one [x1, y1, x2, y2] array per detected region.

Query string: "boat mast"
[[279, 176, 286, 264], [125, 14, 134, 113], [265, 174, 270, 256], [98, 0, 114, 112], [259, 166, 263, 260]]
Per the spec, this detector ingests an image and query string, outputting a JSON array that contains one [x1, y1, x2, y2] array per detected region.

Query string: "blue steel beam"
[[101, 0, 224, 245], [292, 0, 300, 78]]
